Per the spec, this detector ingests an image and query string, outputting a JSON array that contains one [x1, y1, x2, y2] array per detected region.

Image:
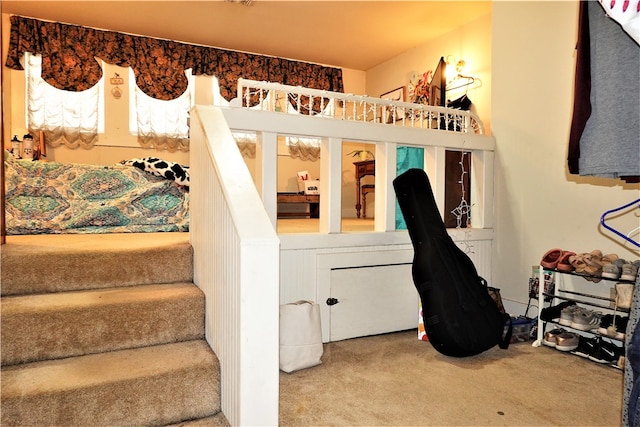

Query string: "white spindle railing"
[[236, 78, 485, 135]]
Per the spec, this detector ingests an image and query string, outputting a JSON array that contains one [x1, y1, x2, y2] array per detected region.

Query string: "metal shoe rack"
[[532, 266, 634, 368]]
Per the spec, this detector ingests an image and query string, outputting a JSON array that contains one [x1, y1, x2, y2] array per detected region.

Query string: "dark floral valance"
[[6, 15, 344, 101]]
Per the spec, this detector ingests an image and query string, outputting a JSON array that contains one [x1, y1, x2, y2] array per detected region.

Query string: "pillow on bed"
[[122, 157, 189, 189]]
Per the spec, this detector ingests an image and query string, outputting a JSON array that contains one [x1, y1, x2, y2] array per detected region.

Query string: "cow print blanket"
[[122, 157, 190, 189]]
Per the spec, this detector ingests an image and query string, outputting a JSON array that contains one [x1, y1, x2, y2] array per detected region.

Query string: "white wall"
[[492, 1, 639, 307], [366, 14, 492, 134]]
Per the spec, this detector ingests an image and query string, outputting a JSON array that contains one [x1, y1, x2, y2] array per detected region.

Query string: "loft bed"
[[232, 78, 485, 134], [3, 152, 189, 235]]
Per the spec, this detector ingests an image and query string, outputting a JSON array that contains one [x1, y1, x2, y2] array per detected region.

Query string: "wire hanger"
[[600, 198, 640, 248], [446, 75, 477, 92]]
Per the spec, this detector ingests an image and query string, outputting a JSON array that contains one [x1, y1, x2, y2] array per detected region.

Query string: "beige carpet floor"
[[279, 330, 623, 426]]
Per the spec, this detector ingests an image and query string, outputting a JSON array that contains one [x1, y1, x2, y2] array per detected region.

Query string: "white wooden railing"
[[236, 78, 485, 135]]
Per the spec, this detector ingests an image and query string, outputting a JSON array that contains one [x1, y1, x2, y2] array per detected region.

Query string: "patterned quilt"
[[4, 154, 189, 234]]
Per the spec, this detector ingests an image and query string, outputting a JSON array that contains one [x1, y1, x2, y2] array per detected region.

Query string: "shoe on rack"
[[570, 253, 587, 273], [555, 331, 579, 352], [571, 308, 602, 331], [601, 253, 619, 265], [557, 251, 576, 272], [616, 283, 635, 310], [559, 305, 582, 326], [602, 259, 626, 279], [588, 338, 623, 364], [597, 314, 628, 340], [597, 314, 614, 335], [621, 260, 640, 281], [541, 248, 564, 269], [581, 250, 605, 282], [540, 300, 576, 322], [592, 253, 618, 280], [573, 335, 598, 358], [543, 327, 565, 347], [614, 316, 629, 341]]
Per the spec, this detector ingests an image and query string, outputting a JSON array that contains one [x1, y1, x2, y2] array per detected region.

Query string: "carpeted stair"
[[0, 233, 228, 426]]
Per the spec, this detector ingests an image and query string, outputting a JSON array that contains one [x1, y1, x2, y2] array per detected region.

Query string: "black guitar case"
[[393, 168, 511, 357]]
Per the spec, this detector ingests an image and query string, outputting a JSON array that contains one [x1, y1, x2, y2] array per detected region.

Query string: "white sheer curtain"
[[233, 132, 257, 158], [287, 136, 320, 161], [230, 134, 320, 162], [25, 53, 103, 148], [129, 68, 193, 152]]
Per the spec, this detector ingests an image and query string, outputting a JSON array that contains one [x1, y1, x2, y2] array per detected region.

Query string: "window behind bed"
[[128, 68, 194, 151], [25, 53, 105, 147]]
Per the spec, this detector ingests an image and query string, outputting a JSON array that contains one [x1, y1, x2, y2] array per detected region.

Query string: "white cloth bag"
[[279, 300, 323, 373]]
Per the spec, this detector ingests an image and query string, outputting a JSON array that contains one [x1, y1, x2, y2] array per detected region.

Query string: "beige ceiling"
[[1, 1, 491, 71]]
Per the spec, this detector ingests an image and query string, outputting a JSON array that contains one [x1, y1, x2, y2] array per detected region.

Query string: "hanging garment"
[[568, 1, 640, 180], [568, 0, 592, 175], [447, 94, 472, 110]]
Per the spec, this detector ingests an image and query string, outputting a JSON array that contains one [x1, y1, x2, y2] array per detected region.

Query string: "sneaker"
[[620, 260, 640, 281], [588, 338, 623, 364], [594, 254, 619, 278], [543, 328, 565, 347], [597, 314, 628, 339], [571, 308, 602, 331], [602, 259, 626, 279], [616, 283, 635, 309], [614, 316, 629, 340], [597, 314, 614, 335], [540, 300, 576, 322], [559, 305, 581, 326], [573, 335, 598, 358], [555, 331, 579, 351]]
